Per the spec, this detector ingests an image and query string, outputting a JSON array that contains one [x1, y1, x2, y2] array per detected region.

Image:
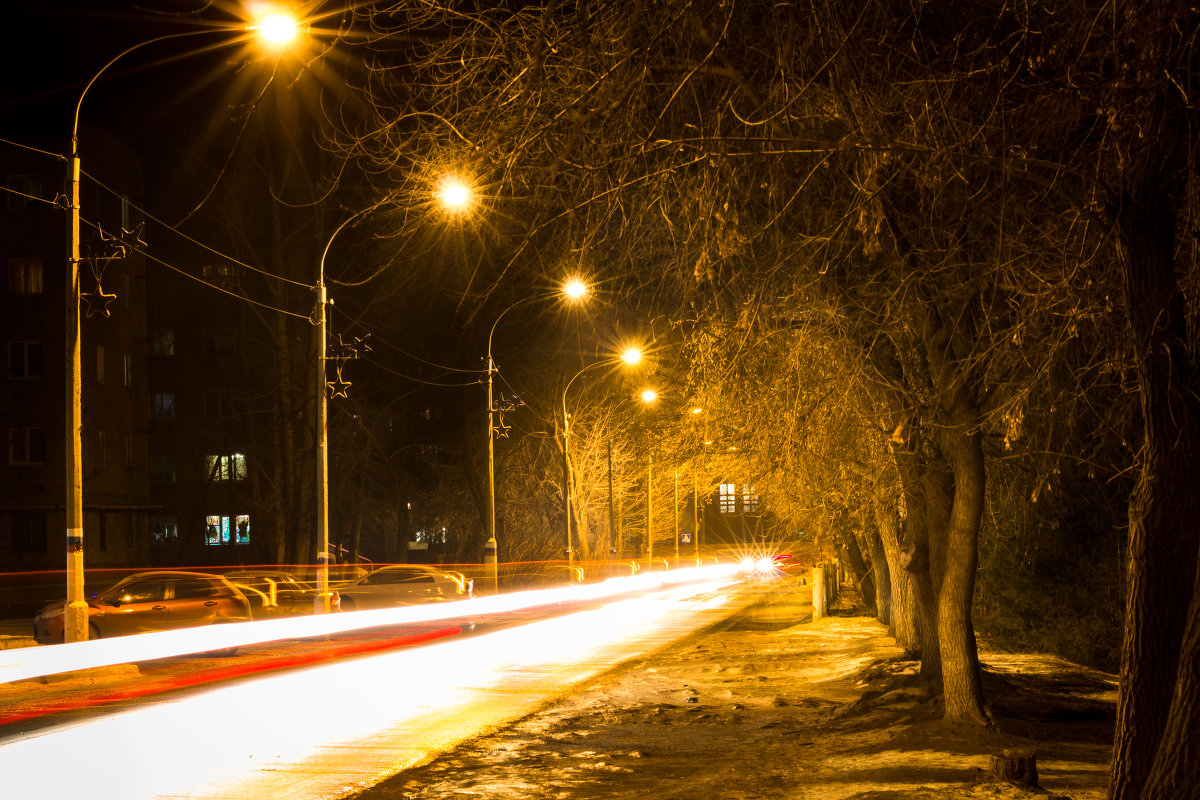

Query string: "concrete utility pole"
[[65, 139, 85, 643]]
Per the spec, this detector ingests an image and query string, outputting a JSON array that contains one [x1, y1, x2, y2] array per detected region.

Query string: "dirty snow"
[[357, 578, 1112, 800]]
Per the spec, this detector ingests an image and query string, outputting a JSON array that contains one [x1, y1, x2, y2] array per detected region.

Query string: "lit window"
[[152, 518, 178, 544], [97, 429, 107, 467], [152, 393, 176, 422], [150, 454, 176, 484], [205, 514, 250, 545], [743, 484, 759, 513], [7, 341, 43, 379], [124, 434, 134, 466], [123, 352, 132, 387], [719, 483, 737, 514], [7, 258, 43, 294], [9, 428, 46, 465], [151, 330, 175, 356], [205, 453, 247, 481]]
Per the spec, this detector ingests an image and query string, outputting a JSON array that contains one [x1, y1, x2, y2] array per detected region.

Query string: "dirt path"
[[357, 580, 1114, 800]]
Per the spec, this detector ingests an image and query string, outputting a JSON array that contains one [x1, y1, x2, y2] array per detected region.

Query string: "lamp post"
[[485, 279, 587, 592], [312, 200, 387, 611], [639, 388, 658, 568], [63, 17, 299, 642], [562, 347, 642, 579]]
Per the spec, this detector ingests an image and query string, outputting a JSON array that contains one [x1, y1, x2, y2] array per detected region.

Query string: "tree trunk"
[[840, 534, 875, 614], [877, 503, 916, 649], [865, 521, 892, 626], [936, 411, 988, 724], [1108, 50, 1200, 794]]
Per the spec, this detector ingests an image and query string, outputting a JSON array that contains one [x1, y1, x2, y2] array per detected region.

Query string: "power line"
[[77, 215, 311, 320], [82, 168, 315, 289]]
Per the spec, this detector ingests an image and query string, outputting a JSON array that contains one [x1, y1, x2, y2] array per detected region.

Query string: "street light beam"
[[255, 13, 301, 45]]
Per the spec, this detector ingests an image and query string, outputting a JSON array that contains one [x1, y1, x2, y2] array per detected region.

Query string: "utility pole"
[[647, 450, 653, 567], [673, 471, 679, 565], [64, 143, 86, 643], [315, 279, 330, 612], [607, 440, 615, 557], [486, 353, 498, 592]]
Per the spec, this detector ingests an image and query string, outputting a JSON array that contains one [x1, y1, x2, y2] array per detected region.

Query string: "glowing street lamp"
[[62, 15, 301, 641], [437, 176, 473, 213], [256, 12, 301, 45], [483, 281, 589, 592], [638, 388, 659, 566], [561, 348, 644, 579]]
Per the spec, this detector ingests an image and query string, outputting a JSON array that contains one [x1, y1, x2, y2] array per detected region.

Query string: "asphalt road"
[[0, 571, 758, 800]]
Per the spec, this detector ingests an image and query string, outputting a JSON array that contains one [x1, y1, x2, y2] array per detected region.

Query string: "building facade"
[[2, 131, 153, 576]]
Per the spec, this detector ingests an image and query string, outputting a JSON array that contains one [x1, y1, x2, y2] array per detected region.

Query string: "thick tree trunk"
[[876, 504, 916, 649], [1108, 69, 1200, 795], [865, 521, 892, 626], [840, 533, 876, 614], [936, 410, 988, 724], [894, 450, 948, 686]]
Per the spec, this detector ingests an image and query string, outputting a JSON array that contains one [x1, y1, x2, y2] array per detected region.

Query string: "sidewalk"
[[356, 579, 1114, 800], [0, 619, 34, 651]]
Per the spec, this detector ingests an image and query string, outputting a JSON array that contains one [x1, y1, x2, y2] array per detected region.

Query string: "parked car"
[[32, 571, 253, 644], [335, 565, 469, 611], [224, 569, 339, 615]]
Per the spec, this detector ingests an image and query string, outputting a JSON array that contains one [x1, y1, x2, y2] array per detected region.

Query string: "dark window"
[[204, 391, 235, 419], [8, 341, 43, 379], [112, 580, 167, 604], [152, 393, 176, 422], [11, 511, 47, 553], [6, 175, 47, 212], [150, 455, 176, 484], [368, 569, 434, 585], [7, 258, 43, 294], [151, 330, 175, 356], [171, 579, 220, 599], [202, 327, 238, 354], [9, 428, 46, 465], [151, 518, 178, 544]]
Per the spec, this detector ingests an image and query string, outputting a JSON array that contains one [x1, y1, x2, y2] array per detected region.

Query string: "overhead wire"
[[0, 136, 316, 291], [76, 214, 311, 320], [330, 304, 484, 374], [82, 168, 315, 289]]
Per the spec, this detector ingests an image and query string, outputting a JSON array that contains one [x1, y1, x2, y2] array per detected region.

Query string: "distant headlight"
[[738, 557, 779, 575]]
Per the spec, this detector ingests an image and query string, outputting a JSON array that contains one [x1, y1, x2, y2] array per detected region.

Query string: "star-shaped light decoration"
[[81, 285, 118, 318], [494, 415, 512, 439], [327, 365, 351, 399]]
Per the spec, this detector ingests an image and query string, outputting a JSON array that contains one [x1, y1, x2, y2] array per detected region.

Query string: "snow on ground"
[[357, 576, 1113, 800]]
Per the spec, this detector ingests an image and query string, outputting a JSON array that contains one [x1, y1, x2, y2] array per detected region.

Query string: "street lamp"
[[63, 15, 301, 642], [311, 196, 390, 611], [638, 388, 658, 567], [561, 348, 642, 579], [484, 281, 589, 592]]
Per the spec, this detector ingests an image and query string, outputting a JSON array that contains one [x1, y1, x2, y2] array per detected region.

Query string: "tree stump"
[[986, 749, 1038, 787]]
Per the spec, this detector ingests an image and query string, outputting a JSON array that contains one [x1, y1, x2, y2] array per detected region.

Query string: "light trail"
[[0, 573, 749, 800], [0, 564, 743, 685]]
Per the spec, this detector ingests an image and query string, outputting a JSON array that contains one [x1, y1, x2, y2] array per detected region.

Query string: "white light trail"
[[0, 575, 747, 800], [0, 565, 741, 684]]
